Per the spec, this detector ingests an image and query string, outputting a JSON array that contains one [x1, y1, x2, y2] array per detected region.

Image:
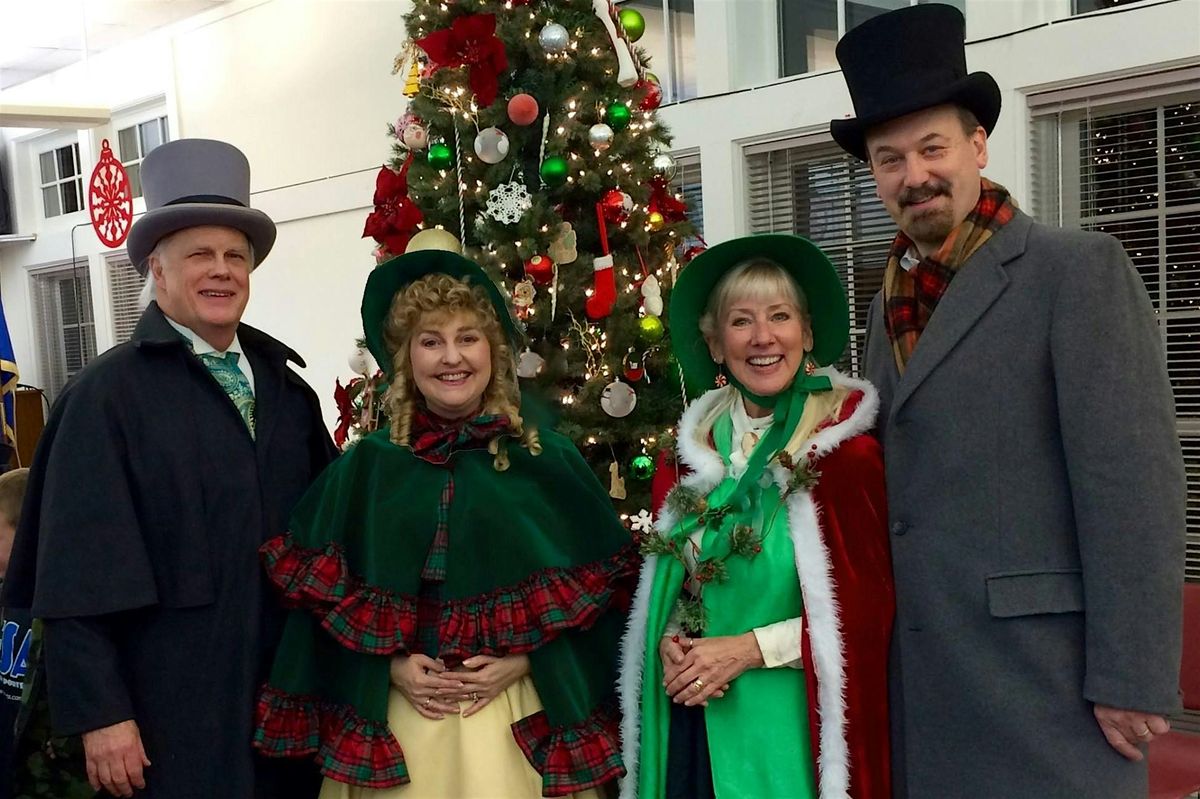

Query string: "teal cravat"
[[196, 351, 256, 438]]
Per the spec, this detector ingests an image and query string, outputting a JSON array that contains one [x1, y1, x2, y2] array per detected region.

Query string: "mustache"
[[899, 180, 952, 207]]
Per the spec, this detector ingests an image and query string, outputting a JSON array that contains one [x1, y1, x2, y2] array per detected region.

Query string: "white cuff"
[[752, 617, 804, 669]]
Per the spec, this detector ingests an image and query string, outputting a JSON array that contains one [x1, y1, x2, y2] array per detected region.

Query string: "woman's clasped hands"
[[391, 653, 531, 719], [660, 632, 765, 706]]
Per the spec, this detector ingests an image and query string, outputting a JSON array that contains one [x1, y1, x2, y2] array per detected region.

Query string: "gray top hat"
[[127, 138, 277, 276]]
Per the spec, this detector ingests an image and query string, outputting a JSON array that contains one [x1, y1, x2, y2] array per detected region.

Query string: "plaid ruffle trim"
[[437, 544, 639, 659], [511, 702, 625, 797], [261, 534, 417, 654], [261, 534, 639, 657], [253, 685, 409, 789]]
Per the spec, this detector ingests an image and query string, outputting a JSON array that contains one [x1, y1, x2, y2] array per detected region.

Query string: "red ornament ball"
[[624, 365, 645, 382], [524, 254, 555, 285], [638, 79, 663, 111], [508, 94, 539, 126], [601, 189, 634, 223]]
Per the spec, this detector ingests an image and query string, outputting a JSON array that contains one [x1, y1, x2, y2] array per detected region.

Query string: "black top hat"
[[126, 139, 277, 276], [829, 4, 1001, 161]]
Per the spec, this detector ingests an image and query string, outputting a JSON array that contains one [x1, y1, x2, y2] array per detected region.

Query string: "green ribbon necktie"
[[670, 361, 833, 558], [196, 351, 256, 438]]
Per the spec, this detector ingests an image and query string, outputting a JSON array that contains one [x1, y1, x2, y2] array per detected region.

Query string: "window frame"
[[115, 114, 170, 199], [28, 262, 98, 401], [669, 149, 705, 238], [37, 142, 83, 219], [615, 0, 697, 103], [777, 0, 965, 79]]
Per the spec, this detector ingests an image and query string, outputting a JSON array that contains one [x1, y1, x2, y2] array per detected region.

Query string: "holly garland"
[[638, 447, 823, 633], [640, 514, 763, 633]]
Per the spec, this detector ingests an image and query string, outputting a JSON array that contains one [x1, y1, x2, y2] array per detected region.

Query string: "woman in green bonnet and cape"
[[253, 248, 639, 798], [619, 235, 895, 798]]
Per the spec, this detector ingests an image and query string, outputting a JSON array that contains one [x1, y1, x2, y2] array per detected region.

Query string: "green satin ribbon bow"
[[670, 358, 832, 545]]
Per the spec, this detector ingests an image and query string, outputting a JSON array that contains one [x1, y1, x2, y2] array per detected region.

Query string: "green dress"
[[640, 410, 818, 798]]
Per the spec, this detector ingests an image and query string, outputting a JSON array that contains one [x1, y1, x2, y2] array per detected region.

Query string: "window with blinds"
[[744, 137, 894, 375], [1030, 70, 1200, 580], [31, 264, 97, 401], [108, 257, 144, 344], [671, 152, 705, 238]]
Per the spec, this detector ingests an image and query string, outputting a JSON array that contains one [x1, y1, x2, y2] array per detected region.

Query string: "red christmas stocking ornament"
[[587, 200, 618, 319], [587, 254, 617, 319]]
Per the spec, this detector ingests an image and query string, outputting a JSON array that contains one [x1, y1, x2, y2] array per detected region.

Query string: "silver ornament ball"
[[538, 23, 570, 53], [473, 126, 510, 164], [652, 152, 678, 180], [588, 123, 615, 151]]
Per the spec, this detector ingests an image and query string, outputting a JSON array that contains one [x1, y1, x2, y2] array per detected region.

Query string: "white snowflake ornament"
[[630, 509, 654, 533], [484, 181, 533, 225]]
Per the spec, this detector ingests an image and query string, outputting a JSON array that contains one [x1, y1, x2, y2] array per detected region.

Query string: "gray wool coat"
[[865, 209, 1186, 799]]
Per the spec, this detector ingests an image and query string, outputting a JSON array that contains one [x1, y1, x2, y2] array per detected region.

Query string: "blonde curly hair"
[[382, 273, 540, 469]]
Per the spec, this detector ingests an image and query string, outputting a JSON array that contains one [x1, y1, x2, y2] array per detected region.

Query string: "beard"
[[899, 178, 956, 248]]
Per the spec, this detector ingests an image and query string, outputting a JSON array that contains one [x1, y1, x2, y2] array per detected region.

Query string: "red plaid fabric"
[[420, 473, 454, 582], [884, 179, 1017, 371], [511, 701, 625, 797], [436, 544, 638, 659], [409, 406, 511, 466], [261, 534, 350, 607], [253, 685, 409, 788], [261, 533, 417, 655], [262, 534, 639, 658]]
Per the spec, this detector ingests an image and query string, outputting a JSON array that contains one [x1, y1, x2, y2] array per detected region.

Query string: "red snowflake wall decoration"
[[88, 139, 134, 248]]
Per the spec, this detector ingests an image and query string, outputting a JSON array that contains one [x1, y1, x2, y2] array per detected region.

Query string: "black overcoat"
[[2, 303, 336, 798]]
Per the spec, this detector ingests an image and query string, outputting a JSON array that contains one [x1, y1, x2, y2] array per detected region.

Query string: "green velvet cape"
[[253, 428, 638, 796]]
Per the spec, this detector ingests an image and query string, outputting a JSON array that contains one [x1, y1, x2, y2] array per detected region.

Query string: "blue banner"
[[0, 296, 18, 450]]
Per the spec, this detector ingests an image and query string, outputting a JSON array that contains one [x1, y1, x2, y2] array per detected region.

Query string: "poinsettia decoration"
[[416, 13, 508, 108], [363, 159, 423, 257], [648, 176, 688, 223]]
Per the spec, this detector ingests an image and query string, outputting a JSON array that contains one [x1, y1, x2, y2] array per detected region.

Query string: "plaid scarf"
[[408, 405, 510, 466], [884, 178, 1017, 372]]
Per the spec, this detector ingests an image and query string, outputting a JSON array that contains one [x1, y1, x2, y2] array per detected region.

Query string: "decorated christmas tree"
[[346, 0, 701, 520]]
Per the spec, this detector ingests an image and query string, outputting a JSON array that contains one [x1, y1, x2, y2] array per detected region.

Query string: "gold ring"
[[692, 679, 704, 691], [423, 697, 432, 707], [1137, 727, 1152, 738], [470, 691, 479, 702]]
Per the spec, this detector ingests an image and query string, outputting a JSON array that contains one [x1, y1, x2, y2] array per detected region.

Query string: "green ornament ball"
[[427, 142, 453, 170], [540, 155, 569, 187], [618, 8, 646, 42], [605, 102, 632, 132], [630, 454, 655, 481], [638, 314, 665, 344]]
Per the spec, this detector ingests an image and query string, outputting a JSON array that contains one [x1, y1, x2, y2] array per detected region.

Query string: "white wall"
[[1, 0, 1196, 427]]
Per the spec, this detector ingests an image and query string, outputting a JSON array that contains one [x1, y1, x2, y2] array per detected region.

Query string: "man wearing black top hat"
[[1, 139, 336, 798], [832, 4, 1185, 797]]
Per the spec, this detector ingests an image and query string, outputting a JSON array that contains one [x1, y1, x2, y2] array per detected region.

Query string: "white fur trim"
[[673, 385, 734, 491], [617, 370, 878, 798], [618, 556, 657, 799], [786, 488, 850, 796]]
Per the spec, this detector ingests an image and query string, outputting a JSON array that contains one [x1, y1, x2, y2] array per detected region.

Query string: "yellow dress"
[[318, 675, 605, 799]]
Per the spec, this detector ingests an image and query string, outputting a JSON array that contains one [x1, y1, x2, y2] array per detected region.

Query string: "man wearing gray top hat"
[[830, 4, 1185, 797], [2, 139, 336, 798]]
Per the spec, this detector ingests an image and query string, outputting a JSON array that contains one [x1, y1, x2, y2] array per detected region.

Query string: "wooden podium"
[[8, 387, 47, 469]]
